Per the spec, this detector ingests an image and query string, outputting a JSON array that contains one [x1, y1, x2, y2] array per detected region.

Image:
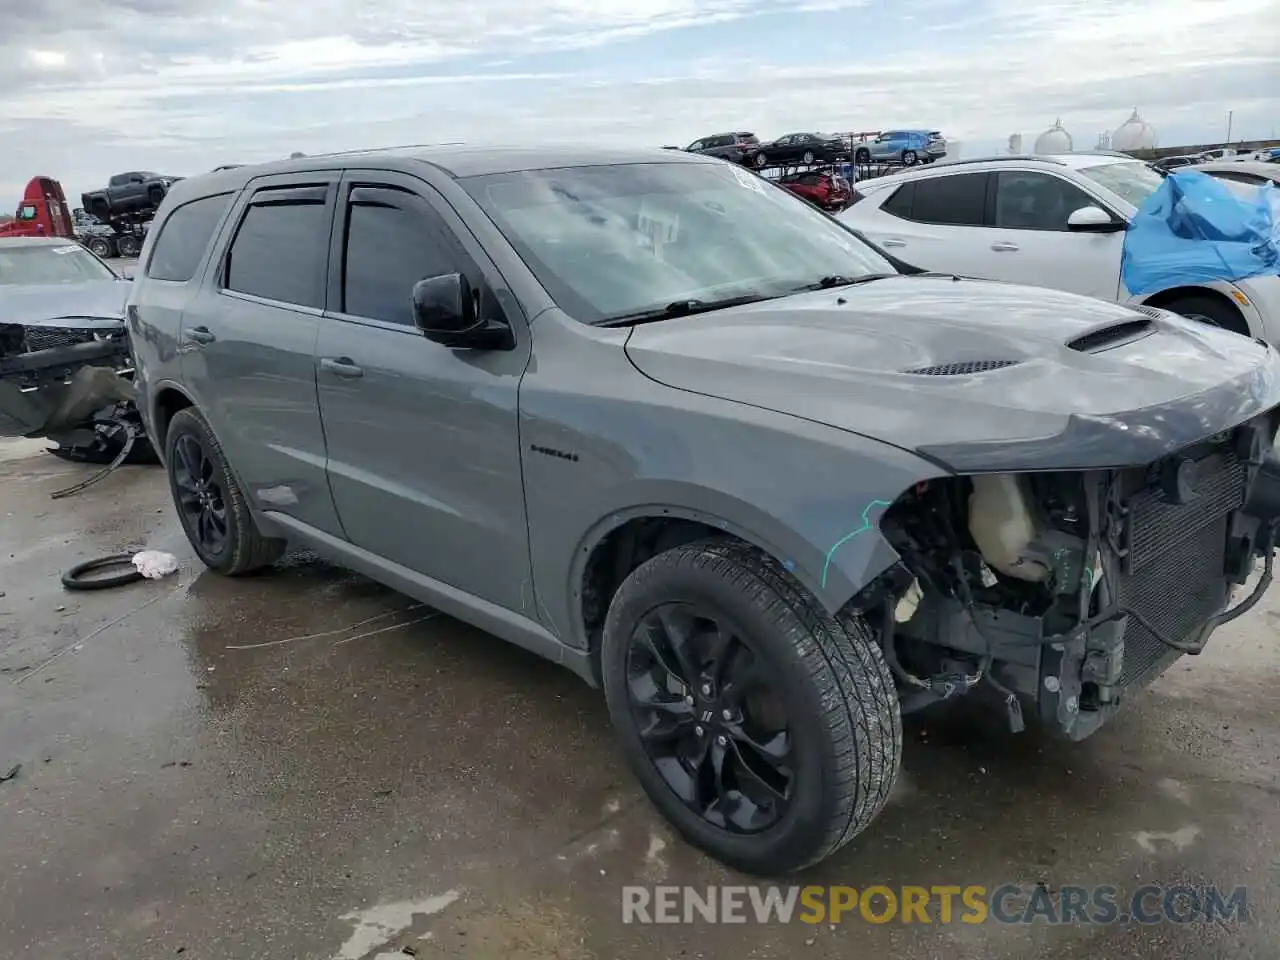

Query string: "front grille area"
[[22, 326, 101, 352], [1114, 448, 1246, 688]]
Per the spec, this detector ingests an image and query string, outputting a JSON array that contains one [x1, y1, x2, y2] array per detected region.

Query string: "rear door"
[[853, 171, 996, 276], [179, 173, 344, 536], [314, 169, 531, 613], [980, 170, 1124, 299]]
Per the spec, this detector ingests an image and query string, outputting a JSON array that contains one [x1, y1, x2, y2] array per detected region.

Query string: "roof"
[[1191, 160, 1280, 180], [162, 143, 714, 205], [854, 151, 1142, 191], [0, 236, 78, 248]]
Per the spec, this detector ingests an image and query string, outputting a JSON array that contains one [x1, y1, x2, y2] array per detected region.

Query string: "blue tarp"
[[1120, 169, 1280, 296]]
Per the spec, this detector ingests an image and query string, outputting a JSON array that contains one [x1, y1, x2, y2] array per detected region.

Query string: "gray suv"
[[128, 145, 1280, 875]]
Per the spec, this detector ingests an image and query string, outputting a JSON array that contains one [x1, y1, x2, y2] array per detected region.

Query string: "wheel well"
[[580, 517, 745, 671], [1142, 286, 1250, 336], [153, 387, 194, 447]]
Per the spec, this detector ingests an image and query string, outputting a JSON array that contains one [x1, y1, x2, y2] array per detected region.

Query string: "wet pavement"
[[1, 441, 1277, 959]]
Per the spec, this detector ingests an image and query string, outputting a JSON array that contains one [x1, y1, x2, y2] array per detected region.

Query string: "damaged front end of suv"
[[0, 316, 148, 465], [849, 366, 1280, 741]]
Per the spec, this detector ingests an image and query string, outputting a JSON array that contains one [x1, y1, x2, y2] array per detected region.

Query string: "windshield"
[[1078, 160, 1165, 209], [460, 161, 895, 323], [0, 243, 116, 286]]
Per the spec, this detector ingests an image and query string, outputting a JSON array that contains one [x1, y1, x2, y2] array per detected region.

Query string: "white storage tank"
[[1112, 109, 1157, 151], [1034, 119, 1073, 154]]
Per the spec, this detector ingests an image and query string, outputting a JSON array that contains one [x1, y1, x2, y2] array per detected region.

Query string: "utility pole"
[[1226, 110, 1233, 144]]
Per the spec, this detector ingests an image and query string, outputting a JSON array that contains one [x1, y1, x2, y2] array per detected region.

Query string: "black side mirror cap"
[[411, 273, 514, 350]]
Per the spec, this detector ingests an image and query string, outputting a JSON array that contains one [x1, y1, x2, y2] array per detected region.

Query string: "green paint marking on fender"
[[821, 499, 894, 589]]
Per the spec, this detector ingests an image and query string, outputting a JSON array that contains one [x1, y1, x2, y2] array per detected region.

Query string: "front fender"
[[518, 318, 948, 649]]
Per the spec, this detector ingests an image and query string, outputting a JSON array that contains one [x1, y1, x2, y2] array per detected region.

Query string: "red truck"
[[0, 176, 75, 239]]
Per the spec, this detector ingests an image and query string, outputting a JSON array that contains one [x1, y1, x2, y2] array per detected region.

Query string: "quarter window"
[[341, 196, 459, 325], [882, 173, 988, 226], [146, 193, 232, 282], [994, 171, 1100, 231], [224, 191, 329, 308]]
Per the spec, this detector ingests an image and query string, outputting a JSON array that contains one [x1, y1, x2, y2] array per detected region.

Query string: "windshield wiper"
[[787, 273, 899, 293], [597, 292, 775, 327]]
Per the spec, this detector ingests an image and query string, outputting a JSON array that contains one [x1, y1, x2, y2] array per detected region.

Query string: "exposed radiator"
[[1115, 448, 1246, 688]]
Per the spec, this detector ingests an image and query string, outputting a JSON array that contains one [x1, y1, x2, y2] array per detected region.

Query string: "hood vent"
[[1066, 318, 1154, 354], [903, 359, 1021, 376]]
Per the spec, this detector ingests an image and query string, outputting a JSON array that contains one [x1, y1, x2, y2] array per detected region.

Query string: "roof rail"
[[301, 141, 468, 160]]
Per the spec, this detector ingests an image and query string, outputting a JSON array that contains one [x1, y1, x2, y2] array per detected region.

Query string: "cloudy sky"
[[2, 0, 1277, 205]]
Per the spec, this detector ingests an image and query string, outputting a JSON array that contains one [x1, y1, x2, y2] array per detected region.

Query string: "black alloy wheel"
[[173, 432, 229, 557], [626, 602, 793, 834]]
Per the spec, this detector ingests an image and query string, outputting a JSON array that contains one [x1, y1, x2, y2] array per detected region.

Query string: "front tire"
[[165, 407, 285, 575], [601, 539, 901, 875], [854, 148, 871, 164], [85, 236, 113, 258], [754, 152, 768, 168], [802, 150, 815, 164]]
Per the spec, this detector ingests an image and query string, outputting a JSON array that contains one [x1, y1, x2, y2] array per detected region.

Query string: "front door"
[[977, 170, 1124, 300], [314, 170, 532, 614]]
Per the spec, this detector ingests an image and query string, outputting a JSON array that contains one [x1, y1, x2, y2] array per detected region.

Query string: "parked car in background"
[[1191, 160, 1280, 188], [0, 236, 150, 463], [853, 130, 945, 166], [776, 169, 855, 210], [838, 152, 1280, 340], [128, 144, 1280, 877], [1152, 154, 1202, 172], [683, 132, 760, 164], [750, 133, 847, 168]]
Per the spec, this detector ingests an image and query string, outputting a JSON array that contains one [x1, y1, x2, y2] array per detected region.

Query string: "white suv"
[[839, 152, 1280, 340]]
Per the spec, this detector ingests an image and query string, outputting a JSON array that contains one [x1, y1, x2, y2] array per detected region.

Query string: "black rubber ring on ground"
[[61, 553, 145, 591]]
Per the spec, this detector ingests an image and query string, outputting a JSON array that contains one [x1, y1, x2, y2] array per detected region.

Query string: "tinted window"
[[146, 193, 232, 282], [881, 181, 915, 218], [906, 173, 988, 226], [994, 171, 1098, 230], [225, 196, 328, 308], [342, 199, 458, 325], [1208, 171, 1268, 186]]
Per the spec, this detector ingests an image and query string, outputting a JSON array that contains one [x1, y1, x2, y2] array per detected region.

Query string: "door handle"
[[320, 357, 364, 379], [990, 241, 1020, 252], [881, 239, 907, 247], [186, 326, 216, 344]]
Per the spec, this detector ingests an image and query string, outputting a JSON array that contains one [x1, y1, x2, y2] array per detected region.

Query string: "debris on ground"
[[0, 763, 21, 783], [132, 550, 179, 579]]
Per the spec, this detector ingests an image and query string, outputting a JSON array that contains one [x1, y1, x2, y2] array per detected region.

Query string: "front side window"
[[1077, 160, 1165, 209], [146, 193, 232, 282], [461, 161, 894, 324], [224, 193, 328, 308], [341, 196, 459, 325], [994, 171, 1098, 230], [0, 242, 117, 285]]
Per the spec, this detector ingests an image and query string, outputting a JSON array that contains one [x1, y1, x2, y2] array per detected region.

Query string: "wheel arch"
[[149, 381, 197, 458], [567, 483, 921, 678], [1138, 284, 1255, 337]]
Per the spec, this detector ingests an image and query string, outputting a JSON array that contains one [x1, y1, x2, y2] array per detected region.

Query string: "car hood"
[[623, 275, 1280, 471], [0, 280, 130, 329]]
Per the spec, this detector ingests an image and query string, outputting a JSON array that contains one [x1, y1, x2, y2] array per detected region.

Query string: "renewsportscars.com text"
[[621, 884, 1249, 926]]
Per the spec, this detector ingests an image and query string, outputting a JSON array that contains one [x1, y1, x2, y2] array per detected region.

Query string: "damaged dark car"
[[128, 148, 1280, 877], [0, 237, 151, 466]]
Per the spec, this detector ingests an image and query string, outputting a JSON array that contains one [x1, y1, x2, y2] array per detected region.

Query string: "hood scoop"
[[903, 359, 1021, 376], [1066, 317, 1154, 354]]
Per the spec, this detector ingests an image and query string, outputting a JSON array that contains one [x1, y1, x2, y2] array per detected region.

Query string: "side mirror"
[[1067, 205, 1125, 233], [411, 273, 514, 350]]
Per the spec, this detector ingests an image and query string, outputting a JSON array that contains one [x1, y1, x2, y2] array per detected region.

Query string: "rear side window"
[[146, 193, 232, 282], [342, 197, 459, 325], [884, 173, 988, 226], [224, 192, 329, 308]]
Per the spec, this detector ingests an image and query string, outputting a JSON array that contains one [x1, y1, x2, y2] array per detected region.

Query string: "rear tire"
[[116, 234, 141, 258], [802, 150, 815, 164], [1161, 294, 1251, 337], [601, 538, 901, 875], [165, 407, 285, 575], [903, 150, 918, 166], [85, 236, 113, 258], [855, 148, 871, 164]]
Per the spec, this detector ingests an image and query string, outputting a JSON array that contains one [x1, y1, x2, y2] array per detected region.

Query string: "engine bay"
[[854, 411, 1280, 740]]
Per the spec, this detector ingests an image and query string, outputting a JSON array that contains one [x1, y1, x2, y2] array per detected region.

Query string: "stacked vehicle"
[[80, 171, 183, 258]]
